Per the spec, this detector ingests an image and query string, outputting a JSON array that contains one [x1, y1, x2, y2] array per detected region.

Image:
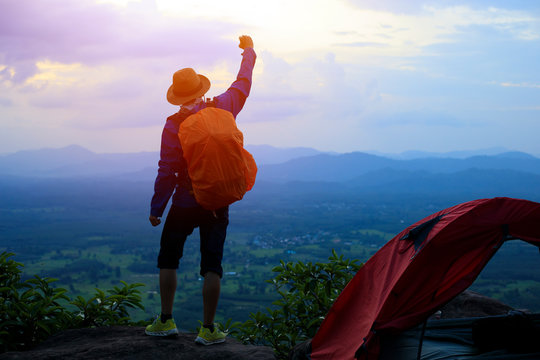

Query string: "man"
[[145, 35, 256, 345]]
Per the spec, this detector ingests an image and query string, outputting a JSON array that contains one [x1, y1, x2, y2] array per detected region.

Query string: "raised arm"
[[238, 35, 254, 50], [213, 35, 256, 118]]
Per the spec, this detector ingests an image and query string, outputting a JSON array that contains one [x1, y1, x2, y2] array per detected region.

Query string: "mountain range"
[[1, 145, 540, 200], [258, 151, 540, 182], [1, 144, 538, 180], [0, 144, 324, 178]]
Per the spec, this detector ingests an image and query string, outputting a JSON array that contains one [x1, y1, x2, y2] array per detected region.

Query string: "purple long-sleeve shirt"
[[150, 48, 256, 217]]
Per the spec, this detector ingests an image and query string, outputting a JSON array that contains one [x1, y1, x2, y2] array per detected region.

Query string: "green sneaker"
[[195, 324, 227, 345], [145, 316, 179, 337]]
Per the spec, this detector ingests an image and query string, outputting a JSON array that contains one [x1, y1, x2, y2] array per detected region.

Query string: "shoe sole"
[[145, 329, 179, 337], [195, 336, 226, 345]]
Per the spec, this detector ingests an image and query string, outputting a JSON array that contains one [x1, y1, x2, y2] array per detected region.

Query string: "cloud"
[[346, 0, 540, 15], [430, 6, 540, 41], [499, 82, 540, 89], [335, 42, 390, 48], [237, 50, 382, 152], [0, 97, 12, 107], [1, 0, 539, 155], [241, 51, 380, 125], [345, 0, 431, 14], [0, 0, 251, 131], [376, 111, 472, 128], [332, 2, 539, 62], [0, 0, 240, 83]]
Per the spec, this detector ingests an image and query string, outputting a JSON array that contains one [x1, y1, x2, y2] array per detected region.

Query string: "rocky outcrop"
[[0, 291, 518, 360], [0, 326, 276, 360], [438, 290, 515, 318]]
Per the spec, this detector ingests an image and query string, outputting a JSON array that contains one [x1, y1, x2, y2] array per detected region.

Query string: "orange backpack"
[[178, 106, 257, 210]]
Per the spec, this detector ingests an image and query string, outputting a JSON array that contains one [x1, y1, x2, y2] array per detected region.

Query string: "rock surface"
[[0, 326, 276, 360], [438, 290, 514, 318]]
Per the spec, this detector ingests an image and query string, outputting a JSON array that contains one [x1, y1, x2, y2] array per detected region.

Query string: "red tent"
[[310, 197, 540, 359]]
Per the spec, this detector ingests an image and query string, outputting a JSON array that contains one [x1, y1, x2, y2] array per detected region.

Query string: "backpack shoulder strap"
[[205, 97, 217, 108], [169, 108, 194, 127]]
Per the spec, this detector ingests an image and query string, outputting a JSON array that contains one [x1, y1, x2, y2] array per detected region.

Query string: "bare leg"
[[160, 269, 177, 315], [202, 271, 221, 325]]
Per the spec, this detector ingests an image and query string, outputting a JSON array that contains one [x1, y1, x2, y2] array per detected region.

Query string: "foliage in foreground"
[[2, 249, 361, 358], [0, 252, 144, 352], [229, 250, 362, 359]]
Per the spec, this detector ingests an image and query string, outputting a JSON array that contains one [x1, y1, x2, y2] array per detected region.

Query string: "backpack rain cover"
[[179, 107, 257, 210]]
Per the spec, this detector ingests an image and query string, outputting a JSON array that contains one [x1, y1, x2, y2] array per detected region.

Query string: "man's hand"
[[239, 35, 253, 50], [149, 215, 161, 226]]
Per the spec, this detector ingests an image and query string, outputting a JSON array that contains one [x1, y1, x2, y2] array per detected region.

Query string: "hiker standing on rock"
[[146, 35, 256, 345]]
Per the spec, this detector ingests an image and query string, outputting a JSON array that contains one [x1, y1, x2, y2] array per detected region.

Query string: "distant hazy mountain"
[[0, 145, 96, 174], [0, 144, 325, 178], [1, 145, 539, 183], [370, 147, 511, 160], [259, 152, 396, 182], [245, 144, 324, 164], [259, 151, 540, 182], [0, 145, 159, 178], [249, 167, 540, 201], [345, 168, 540, 196]]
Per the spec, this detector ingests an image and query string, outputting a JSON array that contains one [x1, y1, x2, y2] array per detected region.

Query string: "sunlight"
[[151, 0, 450, 64], [95, 0, 141, 6], [154, 0, 396, 58], [25, 61, 83, 88], [0, 65, 15, 80], [201, 63, 240, 95], [152, 0, 539, 63], [2, 0, 539, 154]]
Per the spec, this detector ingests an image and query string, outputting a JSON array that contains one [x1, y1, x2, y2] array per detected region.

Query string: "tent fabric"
[[378, 314, 540, 360], [310, 197, 540, 360]]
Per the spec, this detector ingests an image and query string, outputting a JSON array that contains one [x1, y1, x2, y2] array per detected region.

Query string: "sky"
[[0, 0, 539, 155]]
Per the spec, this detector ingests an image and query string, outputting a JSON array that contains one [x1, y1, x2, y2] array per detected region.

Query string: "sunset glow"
[[1, 0, 539, 155]]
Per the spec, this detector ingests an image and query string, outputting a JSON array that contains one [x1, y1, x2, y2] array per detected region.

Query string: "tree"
[[230, 250, 362, 359]]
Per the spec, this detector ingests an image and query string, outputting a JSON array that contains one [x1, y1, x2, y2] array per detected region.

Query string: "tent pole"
[[417, 319, 427, 360]]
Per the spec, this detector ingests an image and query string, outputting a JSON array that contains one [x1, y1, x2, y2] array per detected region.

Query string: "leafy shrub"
[[1, 252, 70, 351], [0, 252, 145, 352], [230, 250, 362, 359], [70, 281, 145, 327]]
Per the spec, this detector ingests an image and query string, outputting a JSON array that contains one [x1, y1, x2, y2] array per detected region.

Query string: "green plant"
[[0, 252, 145, 352], [0, 252, 22, 289], [70, 281, 145, 327], [230, 250, 362, 359], [1, 252, 70, 351]]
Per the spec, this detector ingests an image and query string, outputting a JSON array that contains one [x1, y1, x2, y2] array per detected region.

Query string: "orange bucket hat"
[[167, 68, 210, 105]]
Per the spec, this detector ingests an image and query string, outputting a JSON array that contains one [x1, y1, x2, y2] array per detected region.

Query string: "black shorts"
[[157, 205, 229, 277]]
